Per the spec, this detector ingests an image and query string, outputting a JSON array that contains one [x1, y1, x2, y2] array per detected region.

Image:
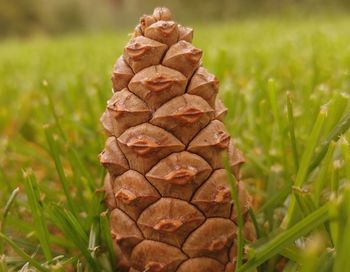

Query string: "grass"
[[0, 14, 350, 271]]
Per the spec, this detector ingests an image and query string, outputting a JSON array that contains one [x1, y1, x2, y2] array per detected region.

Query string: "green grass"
[[0, 15, 350, 271]]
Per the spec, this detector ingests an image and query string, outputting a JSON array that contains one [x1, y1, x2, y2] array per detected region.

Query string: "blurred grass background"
[[1, 0, 350, 38], [0, 0, 350, 271]]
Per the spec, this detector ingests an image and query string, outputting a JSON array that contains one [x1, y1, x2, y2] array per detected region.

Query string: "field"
[[0, 15, 350, 271]]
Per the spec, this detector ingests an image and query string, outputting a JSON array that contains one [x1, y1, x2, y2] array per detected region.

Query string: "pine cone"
[[100, 7, 256, 272]]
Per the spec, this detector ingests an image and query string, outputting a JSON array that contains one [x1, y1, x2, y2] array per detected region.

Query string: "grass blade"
[[333, 185, 350, 271], [313, 141, 336, 206], [88, 220, 99, 262], [224, 158, 244, 269], [267, 79, 287, 170], [0, 233, 50, 272], [315, 249, 335, 272], [299, 233, 326, 272], [339, 136, 350, 179], [23, 170, 52, 261], [100, 211, 117, 272], [0, 255, 9, 272], [286, 91, 299, 171], [0, 187, 19, 254], [295, 106, 327, 187], [44, 125, 78, 217], [322, 92, 348, 138], [308, 110, 350, 173], [42, 80, 66, 141], [43, 80, 96, 193], [283, 261, 299, 272], [248, 208, 264, 239], [280, 245, 303, 263], [238, 204, 330, 272], [258, 183, 290, 213], [47, 204, 99, 271], [283, 105, 327, 227]]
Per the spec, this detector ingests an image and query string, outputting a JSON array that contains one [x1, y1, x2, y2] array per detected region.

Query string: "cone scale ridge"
[[100, 7, 255, 272]]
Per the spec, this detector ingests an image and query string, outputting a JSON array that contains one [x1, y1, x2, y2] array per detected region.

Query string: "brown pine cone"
[[100, 7, 256, 272]]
